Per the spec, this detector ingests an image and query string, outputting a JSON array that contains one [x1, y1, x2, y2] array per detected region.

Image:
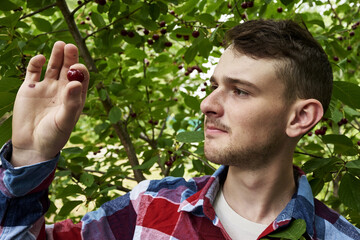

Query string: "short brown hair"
[[225, 19, 333, 113]]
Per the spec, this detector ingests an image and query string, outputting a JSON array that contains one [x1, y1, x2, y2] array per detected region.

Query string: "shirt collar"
[[179, 165, 316, 235]]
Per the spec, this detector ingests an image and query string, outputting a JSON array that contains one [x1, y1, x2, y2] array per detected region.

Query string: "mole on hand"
[[28, 83, 36, 88]]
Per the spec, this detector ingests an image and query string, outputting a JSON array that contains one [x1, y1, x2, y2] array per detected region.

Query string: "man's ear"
[[286, 99, 323, 138]]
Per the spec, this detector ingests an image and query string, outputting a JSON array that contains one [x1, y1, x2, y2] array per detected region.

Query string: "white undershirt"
[[213, 187, 268, 240]]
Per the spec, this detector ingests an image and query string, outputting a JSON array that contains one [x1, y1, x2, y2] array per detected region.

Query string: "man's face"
[[200, 47, 291, 170]]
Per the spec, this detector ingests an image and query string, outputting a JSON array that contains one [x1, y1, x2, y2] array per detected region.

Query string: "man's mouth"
[[204, 118, 230, 135]]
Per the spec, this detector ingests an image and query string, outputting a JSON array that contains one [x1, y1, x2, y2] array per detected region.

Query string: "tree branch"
[[20, 3, 57, 20], [96, 82, 146, 183], [327, 0, 342, 25], [56, 0, 97, 72]]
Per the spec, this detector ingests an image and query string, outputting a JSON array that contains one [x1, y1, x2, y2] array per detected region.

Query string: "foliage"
[[0, 0, 359, 229]]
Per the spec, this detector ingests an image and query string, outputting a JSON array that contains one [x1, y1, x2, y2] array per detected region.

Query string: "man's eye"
[[234, 88, 248, 96]]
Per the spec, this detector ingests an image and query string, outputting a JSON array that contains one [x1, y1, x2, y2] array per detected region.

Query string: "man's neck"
[[222, 157, 296, 225]]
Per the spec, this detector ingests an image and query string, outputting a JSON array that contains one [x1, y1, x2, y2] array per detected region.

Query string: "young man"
[[0, 19, 359, 239]]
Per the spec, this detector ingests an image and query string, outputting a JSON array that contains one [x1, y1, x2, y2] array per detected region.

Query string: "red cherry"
[[192, 31, 200, 38], [67, 69, 84, 82], [147, 39, 154, 45], [277, 7, 283, 13], [159, 21, 166, 27], [183, 35, 189, 40], [246, 1, 254, 7], [160, 29, 167, 34], [96, 0, 106, 5], [152, 34, 160, 40], [164, 41, 172, 47], [120, 29, 128, 36]]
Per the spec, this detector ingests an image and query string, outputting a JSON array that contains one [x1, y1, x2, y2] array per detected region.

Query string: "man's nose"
[[200, 88, 224, 118]]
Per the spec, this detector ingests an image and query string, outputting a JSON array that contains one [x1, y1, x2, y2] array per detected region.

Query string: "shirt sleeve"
[[0, 141, 58, 239], [0, 141, 139, 240]]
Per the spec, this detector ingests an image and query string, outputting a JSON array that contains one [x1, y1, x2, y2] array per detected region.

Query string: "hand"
[[11, 41, 89, 166]]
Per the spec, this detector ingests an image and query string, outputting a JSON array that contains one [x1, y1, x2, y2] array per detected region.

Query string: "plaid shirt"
[[0, 142, 359, 240]]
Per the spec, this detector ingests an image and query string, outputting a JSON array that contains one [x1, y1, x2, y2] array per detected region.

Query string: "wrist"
[[11, 145, 55, 167]]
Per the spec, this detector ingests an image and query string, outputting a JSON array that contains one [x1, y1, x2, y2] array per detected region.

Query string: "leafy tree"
[[0, 0, 359, 228]]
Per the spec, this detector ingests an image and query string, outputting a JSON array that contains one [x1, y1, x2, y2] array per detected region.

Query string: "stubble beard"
[[204, 131, 281, 171]]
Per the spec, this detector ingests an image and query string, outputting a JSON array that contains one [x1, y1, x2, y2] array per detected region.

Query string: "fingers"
[[58, 43, 79, 81], [24, 55, 46, 83], [44, 41, 66, 80], [45, 41, 79, 81]]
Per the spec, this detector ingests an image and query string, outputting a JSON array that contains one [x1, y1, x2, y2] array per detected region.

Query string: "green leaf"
[[91, 12, 106, 28], [80, 172, 95, 187], [333, 82, 360, 109], [99, 89, 108, 101], [172, 28, 193, 35], [57, 184, 83, 198], [183, 93, 200, 111], [339, 173, 360, 212], [108, 106, 122, 124], [195, 13, 216, 27], [108, 0, 120, 21], [0, 92, 15, 112], [330, 107, 343, 123], [0, 0, 19, 11], [184, 45, 198, 64], [149, 4, 160, 21], [330, 41, 349, 59], [309, 178, 324, 197], [302, 158, 337, 174], [198, 38, 213, 58], [138, 18, 158, 31], [268, 219, 306, 239], [343, 106, 360, 117], [322, 134, 353, 146], [32, 17, 52, 32], [171, 163, 185, 177], [322, 134, 357, 156], [346, 160, 360, 176], [280, 0, 294, 6], [0, 116, 12, 146], [0, 11, 21, 28], [133, 156, 158, 170], [124, 47, 146, 61], [69, 135, 84, 144], [176, 0, 198, 14], [58, 200, 83, 216], [176, 131, 204, 143]]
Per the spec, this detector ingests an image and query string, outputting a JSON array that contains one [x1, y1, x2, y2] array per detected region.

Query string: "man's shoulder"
[[313, 198, 360, 239], [132, 174, 212, 199]]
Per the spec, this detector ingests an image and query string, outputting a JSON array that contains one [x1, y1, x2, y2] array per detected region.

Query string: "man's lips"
[[205, 124, 228, 134]]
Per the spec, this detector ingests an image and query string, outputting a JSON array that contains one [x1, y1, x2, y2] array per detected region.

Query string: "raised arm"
[[11, 41, 89, 166]]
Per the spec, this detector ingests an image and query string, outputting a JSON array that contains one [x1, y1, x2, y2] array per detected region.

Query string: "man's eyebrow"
[[210, 76, 260, 92]]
